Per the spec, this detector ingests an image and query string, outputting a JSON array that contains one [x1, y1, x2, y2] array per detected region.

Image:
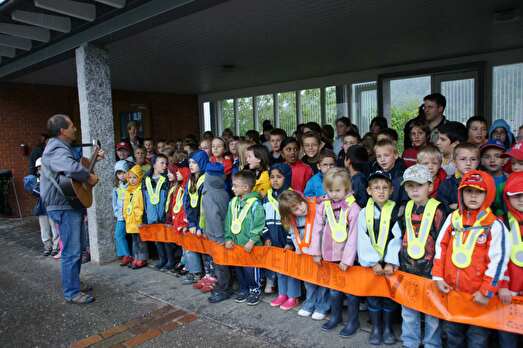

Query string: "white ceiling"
[[9, 0, 523, 94]]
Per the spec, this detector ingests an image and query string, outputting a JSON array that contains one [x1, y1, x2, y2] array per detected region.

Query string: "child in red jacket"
[[432, 170, 510, 348], [498, 172, 523, 348]]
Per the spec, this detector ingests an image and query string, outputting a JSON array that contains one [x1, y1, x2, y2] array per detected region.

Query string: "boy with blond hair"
[[417, 145, 447, 198]]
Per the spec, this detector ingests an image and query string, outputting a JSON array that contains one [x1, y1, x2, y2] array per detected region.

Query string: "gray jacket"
[[201, 174, 229, 243], [41, 137, 90, 211]]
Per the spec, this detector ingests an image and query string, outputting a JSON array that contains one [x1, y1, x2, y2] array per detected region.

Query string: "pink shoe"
[[280, 297, 299, 311], [53, 251, 62, 260], [270, 295, 288, 307]]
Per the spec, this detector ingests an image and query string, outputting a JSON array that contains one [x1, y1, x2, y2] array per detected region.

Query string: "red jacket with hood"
[[501, 172, 523, 294], [166, 165, 191, 230], [432, 170, 510, 298]]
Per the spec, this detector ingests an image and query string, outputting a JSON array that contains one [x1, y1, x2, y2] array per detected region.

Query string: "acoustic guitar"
[[58, 140, 101, 208]]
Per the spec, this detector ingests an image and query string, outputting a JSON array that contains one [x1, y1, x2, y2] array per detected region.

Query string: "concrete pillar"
[[75, 43, 116, 264]]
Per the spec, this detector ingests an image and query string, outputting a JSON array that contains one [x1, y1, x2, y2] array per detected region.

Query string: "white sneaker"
[[264, 279, 274, 294], [311, 312, 326, 320], [297, 308, 312, 317]]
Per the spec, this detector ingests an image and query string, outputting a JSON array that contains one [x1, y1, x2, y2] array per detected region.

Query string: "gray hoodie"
[[201, 173, 229, 243], [41, 137, 90, 211]]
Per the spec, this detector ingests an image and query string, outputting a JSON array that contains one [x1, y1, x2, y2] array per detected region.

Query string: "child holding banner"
[[357, 170, 402, 345], [397, 164, 446, 348], [432, 170, 510, 348], [498, 172, 523, 348], [310, 168, 361, 337]]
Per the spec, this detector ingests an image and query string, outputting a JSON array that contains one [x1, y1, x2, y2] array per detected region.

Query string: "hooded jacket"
[[304, 171, 326, 198], [123, 165, 145, 234], [142, 168, 169, 224], [262, 163, 293, 247], [501, 172, 523, 294], [202, 165, 230, 243], [489, 119, 515, 150], [224, 191, 265, 246], [289, 160, 313, 193], [184, 150, 208, 231], [432, 170, 510, 297], [165, 165, 190, 229]]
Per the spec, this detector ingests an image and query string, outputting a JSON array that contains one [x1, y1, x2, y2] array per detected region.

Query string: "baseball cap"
[[368, 170, 392, 183], [502, 141, 523, 161], [480, 139, 505, 154], [401, 164, 432, 185], [116, 142, 131, 152], [458, 171, 487, 192], [505, 172, 523, 196]]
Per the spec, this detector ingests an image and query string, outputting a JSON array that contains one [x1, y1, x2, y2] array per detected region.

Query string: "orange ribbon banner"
[[140, 224, 523, 334]]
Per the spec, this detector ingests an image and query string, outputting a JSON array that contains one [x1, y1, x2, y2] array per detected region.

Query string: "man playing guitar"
[[41, 114, 104, 304]]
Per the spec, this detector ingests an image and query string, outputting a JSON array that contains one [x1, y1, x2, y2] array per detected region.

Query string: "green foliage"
[[390, 100, 420, 154]]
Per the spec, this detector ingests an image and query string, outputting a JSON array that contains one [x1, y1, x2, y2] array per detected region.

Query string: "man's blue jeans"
[[48, 209, 85, 301]]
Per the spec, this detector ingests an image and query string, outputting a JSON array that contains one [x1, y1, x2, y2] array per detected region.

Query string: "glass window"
[[325, 86, 337, 126], [237, 97, 254, 136], [493, 63, 523, 133], [221, 99, 235, 134], [300, 88, 321, 124], [278, 91, 297, 134], [352, 81, 377, 136], [203, 102, 212, 131], [440, 78, 475, 123], [256, 94, 274, 132]]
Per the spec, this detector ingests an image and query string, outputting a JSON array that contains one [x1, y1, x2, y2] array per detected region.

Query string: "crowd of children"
[[104, 93, 523, 347]]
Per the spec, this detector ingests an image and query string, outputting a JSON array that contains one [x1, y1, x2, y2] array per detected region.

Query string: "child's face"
[[188, 159, 200, 174], [404, 181, 431, 204], [117, 149, 129, 160], [480, 148, 505, 174], [144, 140, 154, 152], [512, 158, 523, 172], [282, 143, 299, 164], [270, 135, 283, 153], [156, 142, 165, 152], [468, 121, 487, 145], [318, 157, 336, 175], [246, 150, 261, 170], [199, 140, 211, 156], [291, 201, 308, 217], [508, 193, 523, 212], [462, 187, 486, 210], [154, 157, 167, 174], [134, 149, 146, 164], [228, 140, 239, 155], [492, 127, 507, 143], [117, 171, 126, 182], [410, 126, 427, 148], [455, 149, 479, 174], [418, 155, 441, 179], [342, 135, 358, 152], [128, 173, 139, 186], [211, 139, 225, 158], [269, 169, 285, 191], [367, 179, 393, 205], [326, 177, 348, 201], [232, 178, 250, 197], [375, 145, 397, 172], [435, 133, 455, 156], [302, 137, 320, 159]]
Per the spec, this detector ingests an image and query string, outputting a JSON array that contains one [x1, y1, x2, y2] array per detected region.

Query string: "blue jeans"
[[444, 321, 490, 348], [114, 220, 130, 257], [498, 330, 521, 348], [235, 266, 261, 294], [184, 250, 203, 274], [302, 282, 330, 314], [48, 209, 85, 301], [277, 273, 301, 298], [401, 306, 441, 348]]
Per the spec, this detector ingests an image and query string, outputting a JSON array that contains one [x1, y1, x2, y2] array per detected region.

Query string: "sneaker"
[[131, 260, 147, 269], [298, 308, 312, 317], [264, 279, 274, 294], [246, 291, 261, 306], [182, 273, 202, 285], [270, 295, 288, 307], [155, 261, 166, 270], [120, 256, 133, 267], [208, 291, 231, 304], [280, 297, 299, 311], [234, 292, 249, 303], [193, 275, 213, 289], [51, 249, 59, 257], [53, 251, 62, 260], [200, 284, 214, 293], [311, 311, 327, 320], [42, 249, 51, 257]]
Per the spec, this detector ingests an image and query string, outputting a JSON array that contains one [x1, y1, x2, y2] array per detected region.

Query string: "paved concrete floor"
[[0, 217, 402, 348]]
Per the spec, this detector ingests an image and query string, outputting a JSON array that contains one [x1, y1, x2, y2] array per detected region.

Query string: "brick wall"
[[0, 82, 199, 217]]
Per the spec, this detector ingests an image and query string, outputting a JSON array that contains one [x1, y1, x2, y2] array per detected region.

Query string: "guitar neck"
[[88, 145, 99, 174]]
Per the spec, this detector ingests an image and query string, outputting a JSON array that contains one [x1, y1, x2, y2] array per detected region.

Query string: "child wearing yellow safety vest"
[[497, 172, 523, 348], [224, 170, 266, 306], [396, 164, 447, 348], [432, 170, 510, 348], [310, 168, 361, 338], [182, 150, 208, 285], [357, 170, 402, 346], [113, 160, 131, 266], [123, 165, 148, 269]]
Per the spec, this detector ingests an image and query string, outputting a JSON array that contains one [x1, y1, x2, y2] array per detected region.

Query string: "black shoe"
[[382, 310, 397, 345], [155, 261, 166, 270], [321, 292, 343, 331], [43, 249, 51, 257], [246, 291, 261, 306], [368, 310, 382, 346], [235, 292, 249, 303], [208, 291, 231, 304], [339, 297, 360, 337]]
